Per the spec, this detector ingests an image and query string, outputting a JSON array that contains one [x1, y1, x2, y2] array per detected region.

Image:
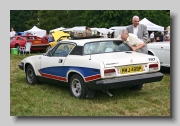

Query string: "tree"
[[10, 10, 38, 32], [10, 10, 170, 32]]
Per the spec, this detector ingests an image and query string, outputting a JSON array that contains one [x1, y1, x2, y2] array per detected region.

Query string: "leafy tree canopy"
[[10, 10, 170, 32]]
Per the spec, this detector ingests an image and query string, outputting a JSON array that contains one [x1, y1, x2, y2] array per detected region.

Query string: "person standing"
[[10, 27, 16, 37], [48, 33, 54, 42], [85, 26, 92, 37], [107, 32, 111, 38], [150, 32, 155, 42], [126, 15, 148, 44], [126, 16, 148, 90]]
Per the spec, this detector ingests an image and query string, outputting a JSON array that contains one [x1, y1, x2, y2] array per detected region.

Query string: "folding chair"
[[19, 42, 32, 55]]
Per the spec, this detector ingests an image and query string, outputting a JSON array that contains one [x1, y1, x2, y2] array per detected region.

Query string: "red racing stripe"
[[85, 74, 101, 82], [38, 70, 67, 82]]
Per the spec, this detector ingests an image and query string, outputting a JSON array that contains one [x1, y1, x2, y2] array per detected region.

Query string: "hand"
[[131, 46, 137, 51]]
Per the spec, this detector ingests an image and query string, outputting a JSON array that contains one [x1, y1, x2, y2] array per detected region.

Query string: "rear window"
[[83, 40, 131, 55]]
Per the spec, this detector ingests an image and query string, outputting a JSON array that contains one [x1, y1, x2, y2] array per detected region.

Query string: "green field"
[[10, 53, 170, 116]]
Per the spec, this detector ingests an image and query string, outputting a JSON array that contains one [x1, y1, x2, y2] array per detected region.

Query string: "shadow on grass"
[[16, 70, 164, 101], [160, 67, 170, 74], [25, 80, 146, 100]]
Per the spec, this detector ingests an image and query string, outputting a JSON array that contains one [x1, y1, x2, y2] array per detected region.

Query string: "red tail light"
[[149, 64, 158, 71], [149, 64, 158, 68], [104, 69, 116, 76]]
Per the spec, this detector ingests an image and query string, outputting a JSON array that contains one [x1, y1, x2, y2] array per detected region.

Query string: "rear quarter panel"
[[148, 42, 170, 67], [63, 55, 103, 82]]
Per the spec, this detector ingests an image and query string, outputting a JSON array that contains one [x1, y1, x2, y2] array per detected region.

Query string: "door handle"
[[58, 59, 63, 63]]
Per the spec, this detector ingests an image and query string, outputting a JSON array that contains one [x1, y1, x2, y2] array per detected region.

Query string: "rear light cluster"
[[104, 69, 116, 76], [149, 64, 159, 72]]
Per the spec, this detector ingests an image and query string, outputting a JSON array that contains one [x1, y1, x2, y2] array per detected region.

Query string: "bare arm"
[[130, 35, 145, 51], [131, 42, 145, 51]]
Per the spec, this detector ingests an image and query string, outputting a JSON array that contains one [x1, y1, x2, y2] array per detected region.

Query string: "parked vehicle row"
[[10, 36, 49, 52]]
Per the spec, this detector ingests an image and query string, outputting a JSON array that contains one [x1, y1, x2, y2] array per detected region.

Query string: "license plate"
[[34, 41, 40, 44], [120, 65, 143, 74]]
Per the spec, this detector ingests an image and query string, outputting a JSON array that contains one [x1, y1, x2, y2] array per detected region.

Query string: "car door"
[[40, 43, 75, 82]]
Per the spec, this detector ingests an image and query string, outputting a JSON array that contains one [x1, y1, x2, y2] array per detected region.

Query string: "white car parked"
[[18, 36, 164, 99], [147, 42, 170, 67]]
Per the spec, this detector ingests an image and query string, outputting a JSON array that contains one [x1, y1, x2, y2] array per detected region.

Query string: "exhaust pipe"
[[102, 90, 113, 97]]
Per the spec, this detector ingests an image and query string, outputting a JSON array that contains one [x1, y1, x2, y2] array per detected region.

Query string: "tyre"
[[26, 65, 39, 85], [70, 74, 86, 98]]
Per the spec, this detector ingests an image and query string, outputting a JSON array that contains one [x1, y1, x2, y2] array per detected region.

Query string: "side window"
[[51, 43, 75, 57]]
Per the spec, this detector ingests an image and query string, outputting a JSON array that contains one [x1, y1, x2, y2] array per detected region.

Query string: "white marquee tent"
[[50, 27, 66, 33], [24, 26, 46, 37], [140, 18, 164, 31], [91, 28, 114, 35], [64, 26, 86, 32]]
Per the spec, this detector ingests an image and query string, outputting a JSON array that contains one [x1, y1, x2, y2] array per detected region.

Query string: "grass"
[[10, 53, 170, 116]]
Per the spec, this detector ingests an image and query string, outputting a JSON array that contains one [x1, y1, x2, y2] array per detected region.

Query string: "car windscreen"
[[83, 40, 132, 55]]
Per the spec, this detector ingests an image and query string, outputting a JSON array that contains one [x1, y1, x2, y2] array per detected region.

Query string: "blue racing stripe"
[[39, 66, 100, 78]]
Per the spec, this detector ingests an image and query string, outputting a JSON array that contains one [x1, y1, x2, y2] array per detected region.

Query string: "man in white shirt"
[[150, 32, 155, 42], [117, 29, 148, 54], [10, 27, 16, 37], [126, 15, 148, 43]]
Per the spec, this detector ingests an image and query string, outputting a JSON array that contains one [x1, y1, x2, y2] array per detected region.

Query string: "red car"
[[10, 36, 49, 52]]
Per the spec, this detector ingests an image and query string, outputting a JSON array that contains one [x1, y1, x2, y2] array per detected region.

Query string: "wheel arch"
[[67, 71, 85, 83], [24, 62, 38, 75], [24, 63, 32, 72]]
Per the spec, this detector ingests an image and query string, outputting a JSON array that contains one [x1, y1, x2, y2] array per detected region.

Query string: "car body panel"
[[147, 42, 170, 67]]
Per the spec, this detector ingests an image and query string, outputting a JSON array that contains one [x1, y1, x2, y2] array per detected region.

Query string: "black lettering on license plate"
[[121, 66, 142, 74]]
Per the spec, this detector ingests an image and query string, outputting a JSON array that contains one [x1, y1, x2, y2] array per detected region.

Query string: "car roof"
[[60, 38, 120, 46]]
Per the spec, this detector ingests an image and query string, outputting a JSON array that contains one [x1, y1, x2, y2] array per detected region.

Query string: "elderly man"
[[126, 15, 148, 43], [117, 29, 148, 54]]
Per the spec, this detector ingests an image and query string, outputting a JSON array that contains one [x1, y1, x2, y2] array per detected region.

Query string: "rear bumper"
[[86, 72, 164, 90]]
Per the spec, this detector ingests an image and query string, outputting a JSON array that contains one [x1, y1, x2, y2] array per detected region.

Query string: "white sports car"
[[147, 42, 170, 67], [18, 36, 164, 98]]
